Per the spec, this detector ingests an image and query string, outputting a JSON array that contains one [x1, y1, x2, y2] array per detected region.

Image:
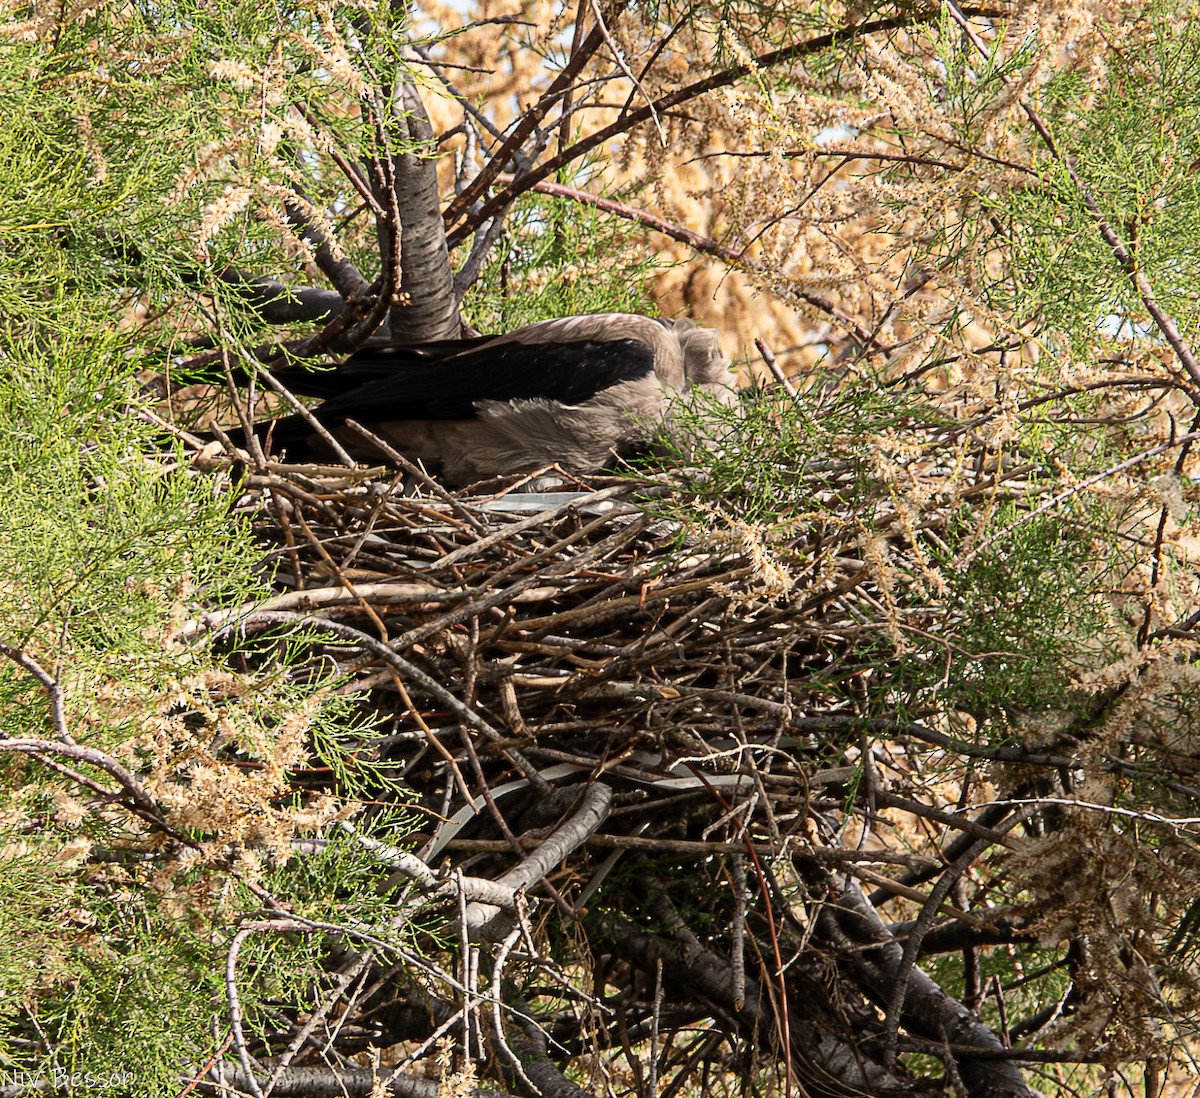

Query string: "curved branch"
[[466, 782, 613, 938], [0, 737, 170, 830]]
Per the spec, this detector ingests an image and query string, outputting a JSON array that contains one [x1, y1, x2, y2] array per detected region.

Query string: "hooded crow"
[[222, 313, 737, 484]]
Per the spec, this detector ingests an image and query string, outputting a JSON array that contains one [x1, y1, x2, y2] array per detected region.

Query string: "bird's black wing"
[[265, 337, 492, 399], [302, 337, 656, 422]]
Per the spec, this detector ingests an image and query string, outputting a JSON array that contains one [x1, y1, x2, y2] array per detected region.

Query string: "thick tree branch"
[[502, 1015, 603, 1098], [889, 909, 1037, 953], [282, 193, 371, 300], [198, 1063, 517, 1098], [818, 878, 1038, 1098], [223, 275, 346, 324], [465, 782, 613, 938], [879, 808, 1037, 1064], [385, 73, 461, 340], [602, 907, 916, 1096]]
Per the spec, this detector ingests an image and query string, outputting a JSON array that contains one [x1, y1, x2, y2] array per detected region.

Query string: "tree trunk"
[[384, 73, 461, 342]]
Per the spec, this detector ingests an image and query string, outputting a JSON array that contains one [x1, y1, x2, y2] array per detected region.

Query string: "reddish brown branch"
[[445, 8, 1004, 248], [441, 7, 621, 228], [506, 176, 889, 351]]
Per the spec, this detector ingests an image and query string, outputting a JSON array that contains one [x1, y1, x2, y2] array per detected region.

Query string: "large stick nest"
[[195, 423, 1066, 1098]]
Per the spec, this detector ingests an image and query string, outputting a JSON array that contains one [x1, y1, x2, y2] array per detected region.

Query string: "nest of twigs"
[[194, 428, 1054, 1097], [225, 463, 873, 812]]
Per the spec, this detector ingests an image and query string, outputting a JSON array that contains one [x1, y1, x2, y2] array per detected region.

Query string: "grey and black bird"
[[218, 313, 738, 484]]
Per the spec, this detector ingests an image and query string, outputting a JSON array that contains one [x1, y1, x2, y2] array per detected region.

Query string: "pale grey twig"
[[0, 643, 74, 743]]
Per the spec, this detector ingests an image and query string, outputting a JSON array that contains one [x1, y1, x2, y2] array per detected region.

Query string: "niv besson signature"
[[1, 1068, 134, 1091]]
